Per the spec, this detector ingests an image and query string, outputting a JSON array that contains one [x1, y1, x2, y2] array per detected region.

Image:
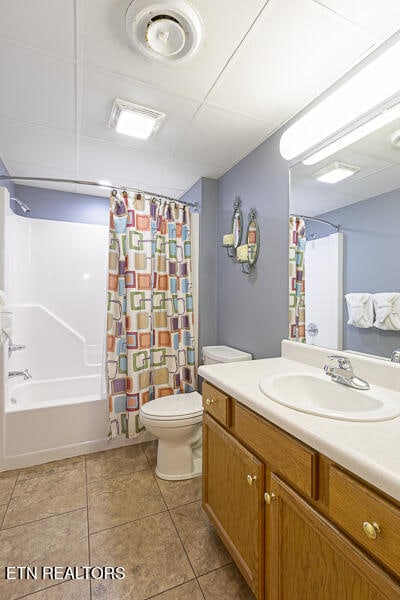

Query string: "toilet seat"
[[140, 391, 203, 421]]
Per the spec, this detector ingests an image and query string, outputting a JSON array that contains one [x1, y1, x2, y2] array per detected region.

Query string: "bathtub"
[[8, 375, 104, 411], [3, 374, 110, 469]]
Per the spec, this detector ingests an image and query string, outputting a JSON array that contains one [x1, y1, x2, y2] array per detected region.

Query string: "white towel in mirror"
[[373, 293, 400, 331], [345, 293, 373, 328]]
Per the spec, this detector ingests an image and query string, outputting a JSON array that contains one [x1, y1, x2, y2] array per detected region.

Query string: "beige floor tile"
[[86, 444, 149, 483], [156, 476, 202, 509], [22, 579, 90, 599], [88, 469, 166, 533], [3, 468, 87, 529], [90, 512, 195, 600], [17, 455, 85, 481], [0, 509, 89, 600], [150, 579, 204, 599], [0, 504, 7, 524], [142, 440, 158, 469], [198, 564, 256, 600], [0, 471, 18, 504], [170, 501, 231, 576]]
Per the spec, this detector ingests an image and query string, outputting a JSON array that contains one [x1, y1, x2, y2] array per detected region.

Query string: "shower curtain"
[[107, 191, 196, 438], [288, 216, 306, 343]]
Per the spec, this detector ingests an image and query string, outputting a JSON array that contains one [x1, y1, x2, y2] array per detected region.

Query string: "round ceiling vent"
[[125, 0, 203, 63]]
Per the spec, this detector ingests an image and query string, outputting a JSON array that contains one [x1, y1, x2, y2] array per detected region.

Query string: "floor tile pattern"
[[0, 443, 255, 600]]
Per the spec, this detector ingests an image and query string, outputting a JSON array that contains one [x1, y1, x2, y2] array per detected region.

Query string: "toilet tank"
[[202, 345, 252, 365]]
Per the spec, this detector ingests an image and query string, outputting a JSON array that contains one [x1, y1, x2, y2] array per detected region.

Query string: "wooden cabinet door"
[[203, 413, 265, 598], [268, 475, 400, 600]]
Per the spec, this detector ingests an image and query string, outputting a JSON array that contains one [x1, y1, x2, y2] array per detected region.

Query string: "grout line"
[[144, 577, 200, 600], [15, 463, 85, 484], [11, 579, 71, 600], [86, 464, 151, 486], [88, 507, 169, 537], [83, 455, 92, 600], [0, 475, 18, 530], [0, 506, 87, 533]]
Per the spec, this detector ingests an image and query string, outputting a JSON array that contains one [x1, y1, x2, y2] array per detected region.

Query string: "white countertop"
[[198, 341, 400, 502]]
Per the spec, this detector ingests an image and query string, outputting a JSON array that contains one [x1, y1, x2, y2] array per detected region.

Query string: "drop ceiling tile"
[[81, 67, 200, 153], [0, 40, 75, 131], [161, 158, 221, 190], [5, 160, 78, 194], [336, 164, 400, 198], [208, 0, 375, 124], [173, 105, 275, 169], [0, 119, 76, 172], [314, 0, 400, 40], [83, 0, 267, 101], [79, 137, 169, 185], [0, 0, 75, 57]]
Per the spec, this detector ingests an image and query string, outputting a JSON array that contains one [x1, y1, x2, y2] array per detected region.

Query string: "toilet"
[[139, 345, 252, 480]]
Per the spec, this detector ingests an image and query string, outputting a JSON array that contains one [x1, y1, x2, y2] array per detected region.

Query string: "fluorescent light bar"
[[108, 99, 165, 140], [303, 102, 400, 165], [313, 162, 360, 184], [280, 39, 400, 161]]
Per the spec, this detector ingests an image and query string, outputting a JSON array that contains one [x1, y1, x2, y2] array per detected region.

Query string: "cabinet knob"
[[362, 521, 381, 540], [205, 398, 215, 406], [247, 474, 257, 485], [264, 492, 276, 504]]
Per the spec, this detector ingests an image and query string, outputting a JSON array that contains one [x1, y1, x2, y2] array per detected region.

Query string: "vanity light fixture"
[[279, 38, 400, 163], [108, 99, 165, 139], [313, 162, 360, 184]]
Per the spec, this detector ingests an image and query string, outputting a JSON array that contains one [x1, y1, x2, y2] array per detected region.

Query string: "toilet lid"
[[140, 391, 203, 420]]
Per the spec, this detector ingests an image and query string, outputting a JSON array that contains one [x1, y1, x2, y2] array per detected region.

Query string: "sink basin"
[[259, 372, 400, 421]]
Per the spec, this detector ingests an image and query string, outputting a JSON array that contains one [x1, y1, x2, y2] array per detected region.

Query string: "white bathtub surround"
[[0, 186, 142, 472], [107, 191, 196, 440], [373, 292, 400, 330], [199, 339, 400, 502]]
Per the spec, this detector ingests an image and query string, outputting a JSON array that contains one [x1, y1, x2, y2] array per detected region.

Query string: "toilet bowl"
[[140, 391, 203, 480], [140, 346, 252, 481]]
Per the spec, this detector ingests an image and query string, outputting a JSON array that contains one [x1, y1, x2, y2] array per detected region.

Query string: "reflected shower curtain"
[[288, 216, 306, 343], [107, 191, 196, 438]]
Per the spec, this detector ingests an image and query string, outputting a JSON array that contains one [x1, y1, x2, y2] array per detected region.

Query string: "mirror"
[[289, 115, 400, 359], [231, 198, 243, 249], [247, 209, 260, 266]]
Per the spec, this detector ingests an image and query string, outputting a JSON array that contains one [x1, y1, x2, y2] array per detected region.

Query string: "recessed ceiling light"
[[312, 162, 360, 184], [108, 98, 165, 139]]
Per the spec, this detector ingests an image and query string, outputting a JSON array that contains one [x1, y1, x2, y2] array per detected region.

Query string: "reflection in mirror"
[[231, 197, 243, 249], [289, 115, 400, 359], [247, 209, 259, 266]]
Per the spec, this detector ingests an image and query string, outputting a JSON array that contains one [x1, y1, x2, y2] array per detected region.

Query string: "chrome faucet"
[[324, 355, 370, 390], [391, 348, 400, 363], [8, 341, 26, 359], [8, 369, 32, 381]]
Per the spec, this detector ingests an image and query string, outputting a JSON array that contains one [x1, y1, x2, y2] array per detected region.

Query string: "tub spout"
[[8, 369, 32, 381]]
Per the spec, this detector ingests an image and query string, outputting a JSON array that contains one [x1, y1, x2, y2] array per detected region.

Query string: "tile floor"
[[0, 441, 256, 600]]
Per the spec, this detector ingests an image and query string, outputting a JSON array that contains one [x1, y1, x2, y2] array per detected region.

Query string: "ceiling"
[[291, 116, 400, 216], [1, 0, 400, 198]]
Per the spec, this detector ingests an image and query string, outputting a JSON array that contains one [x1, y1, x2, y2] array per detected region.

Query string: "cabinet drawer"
[[329, 467, 400, 578], [202, 382, 230, 427], [234, 402, 318, 499]]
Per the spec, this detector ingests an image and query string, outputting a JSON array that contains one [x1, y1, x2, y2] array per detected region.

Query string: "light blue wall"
[[319, 189, 400, 358], [180, 177, 219, 357], [217, 132, 289, 359], [14, 185, 109, 225]]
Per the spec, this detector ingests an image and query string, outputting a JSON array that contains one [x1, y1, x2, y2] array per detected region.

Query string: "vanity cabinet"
[[202, 382, 400, 600], [203, 413, 265, 598]]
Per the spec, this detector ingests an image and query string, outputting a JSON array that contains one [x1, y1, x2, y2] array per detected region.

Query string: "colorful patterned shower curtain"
[[288, 216, 306, 343], [107, 191, 196, 439]]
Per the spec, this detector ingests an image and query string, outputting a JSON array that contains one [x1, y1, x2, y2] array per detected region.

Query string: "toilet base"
[[156, 456, 202, 481]]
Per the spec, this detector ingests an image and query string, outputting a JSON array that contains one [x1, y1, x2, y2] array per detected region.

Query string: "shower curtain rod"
[[291, 214, 340, 231], [0, 175, 200, 210]]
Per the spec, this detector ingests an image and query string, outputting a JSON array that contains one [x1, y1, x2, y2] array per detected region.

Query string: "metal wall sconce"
[[222, 197, 243, 257], [236, 208, 260, 274]]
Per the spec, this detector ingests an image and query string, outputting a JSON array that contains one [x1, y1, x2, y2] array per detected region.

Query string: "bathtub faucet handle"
[[8, 341, 26, 358]]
